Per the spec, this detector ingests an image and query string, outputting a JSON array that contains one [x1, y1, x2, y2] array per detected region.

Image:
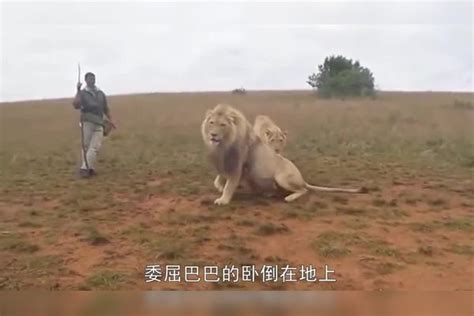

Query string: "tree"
[[307, 55, 375, 98]]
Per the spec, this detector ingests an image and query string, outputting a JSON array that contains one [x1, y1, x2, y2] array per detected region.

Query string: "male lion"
[[202, 104, 365, 205], [253, 115, 287, 154], [201, 103, 256, 205]]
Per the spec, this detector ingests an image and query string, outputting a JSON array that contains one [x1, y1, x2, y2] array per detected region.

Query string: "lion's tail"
[[305, 183, 367, 194]]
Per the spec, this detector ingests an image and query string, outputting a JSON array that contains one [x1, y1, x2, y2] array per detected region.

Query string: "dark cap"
[[85, 72, 95, 79]]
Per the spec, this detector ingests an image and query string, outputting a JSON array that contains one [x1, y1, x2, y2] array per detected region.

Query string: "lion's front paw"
[[214, 197, 230, 205]]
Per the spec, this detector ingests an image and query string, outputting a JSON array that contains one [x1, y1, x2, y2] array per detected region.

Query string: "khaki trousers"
[[80, 121, 104, 170]]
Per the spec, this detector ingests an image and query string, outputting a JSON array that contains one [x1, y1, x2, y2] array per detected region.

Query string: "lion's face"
[[202, 111, 236, 147], [266, 130, 287, 154]]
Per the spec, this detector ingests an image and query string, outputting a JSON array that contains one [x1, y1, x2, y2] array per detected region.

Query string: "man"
[[72, 72, 115, 178]]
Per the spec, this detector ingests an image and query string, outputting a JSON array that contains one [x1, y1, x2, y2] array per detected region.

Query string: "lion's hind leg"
[[283, 190, 308, 202], [274, 171, 308, 203]]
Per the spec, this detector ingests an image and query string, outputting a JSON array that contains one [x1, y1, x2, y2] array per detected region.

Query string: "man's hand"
[[105, 116, 117, 129], [72, 85, 82, 109], [103, 117, 117, 137]]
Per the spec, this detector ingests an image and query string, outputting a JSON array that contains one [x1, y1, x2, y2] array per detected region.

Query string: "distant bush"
[[307, 55, 376, 98], [232, 87, 246, 95], [453, 99, 474, 110]]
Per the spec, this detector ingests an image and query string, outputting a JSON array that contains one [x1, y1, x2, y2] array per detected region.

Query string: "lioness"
[[253, 115, 287, 153], [202, 103, 365, 205]]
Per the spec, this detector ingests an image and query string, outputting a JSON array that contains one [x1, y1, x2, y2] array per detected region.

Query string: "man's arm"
[[103, 93, 111, 119], [102, 93, 116, 128], [72, 83, 82, 109]]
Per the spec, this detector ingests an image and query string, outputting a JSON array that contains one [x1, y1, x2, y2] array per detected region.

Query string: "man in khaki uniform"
[[72, 72, 115, 178]]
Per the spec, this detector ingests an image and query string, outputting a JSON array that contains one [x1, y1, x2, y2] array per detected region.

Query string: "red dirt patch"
[[1, 180, 472, 290]]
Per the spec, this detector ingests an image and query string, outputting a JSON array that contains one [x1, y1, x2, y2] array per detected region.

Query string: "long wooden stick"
[[78, 62, 81, 86]]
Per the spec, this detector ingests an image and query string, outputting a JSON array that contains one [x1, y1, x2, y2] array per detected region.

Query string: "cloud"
[[1, 1, 472, 101]]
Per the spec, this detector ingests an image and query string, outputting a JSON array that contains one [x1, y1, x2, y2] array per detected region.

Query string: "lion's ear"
[[283, 130, 288, 137], [205, 109, 213, 118], [228, 112, 239, 125]]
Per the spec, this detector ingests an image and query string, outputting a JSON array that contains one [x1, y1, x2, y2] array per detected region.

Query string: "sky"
[[0, 0, 472, 102]]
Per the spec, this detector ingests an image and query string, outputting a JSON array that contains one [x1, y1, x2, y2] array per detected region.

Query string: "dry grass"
[[0, 90, 473, 290]]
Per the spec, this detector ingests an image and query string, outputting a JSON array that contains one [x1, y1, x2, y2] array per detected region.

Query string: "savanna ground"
[[0, 91, 473, 290]]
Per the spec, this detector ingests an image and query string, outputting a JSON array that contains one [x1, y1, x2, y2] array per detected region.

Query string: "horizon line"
[[1, 88, 473, 104]]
